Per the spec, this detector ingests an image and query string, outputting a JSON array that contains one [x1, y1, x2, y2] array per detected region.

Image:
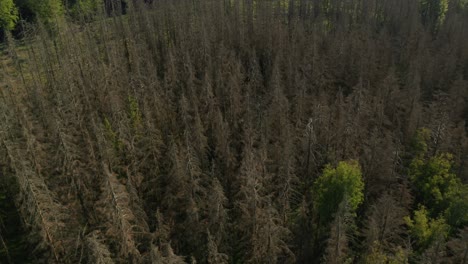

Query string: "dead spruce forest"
[[0, 0, 467, 263]]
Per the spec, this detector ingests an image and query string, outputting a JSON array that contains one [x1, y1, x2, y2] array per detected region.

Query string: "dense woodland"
[[0, 0, 467, 263]]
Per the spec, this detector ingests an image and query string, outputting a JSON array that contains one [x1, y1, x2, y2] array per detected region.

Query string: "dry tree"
[[96, 163, 144, 263]]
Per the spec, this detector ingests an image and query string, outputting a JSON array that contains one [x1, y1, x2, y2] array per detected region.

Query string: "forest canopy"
[[0, 0, 467, 263], [0, 0, 18, 30]]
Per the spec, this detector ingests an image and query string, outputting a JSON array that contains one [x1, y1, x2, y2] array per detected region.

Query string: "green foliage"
[[444, 185, 468, 229], [419, 0, 449, 31], [104, 117, 123, 153], [388, 247, 410, 264], [364, 243, 389, 264], [461, 0, 468, 8], [408, 128, 468, 229], [409, 128, 431, 158], [71, 0, 102, 21], [128, 96, 142, 130], [364, 242, 409, 264], [27, 0, 64, 25], [313, 160, 365, 224], [404, 206, 449, 251], [409, 153, 459, 214], [0, 0, 18, 31]]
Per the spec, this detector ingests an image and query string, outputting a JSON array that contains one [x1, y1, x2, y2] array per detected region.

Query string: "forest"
[[0, 0, 467, 263]]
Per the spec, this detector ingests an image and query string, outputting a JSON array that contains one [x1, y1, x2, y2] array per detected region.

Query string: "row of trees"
[[0, 0, 127, 34], [1, 0, 465, 34], [0, 0, 467, 263]]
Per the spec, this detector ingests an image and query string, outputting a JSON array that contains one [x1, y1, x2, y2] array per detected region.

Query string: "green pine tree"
[[0, 0, 18, 31]]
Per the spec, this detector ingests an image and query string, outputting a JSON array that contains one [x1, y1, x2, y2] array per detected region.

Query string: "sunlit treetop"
[[313, 160, 365, 224], [0, 0, 18, 31]]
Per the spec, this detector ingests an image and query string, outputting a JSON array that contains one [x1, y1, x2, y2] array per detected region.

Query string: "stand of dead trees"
[[0, 0, 467, 263]]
